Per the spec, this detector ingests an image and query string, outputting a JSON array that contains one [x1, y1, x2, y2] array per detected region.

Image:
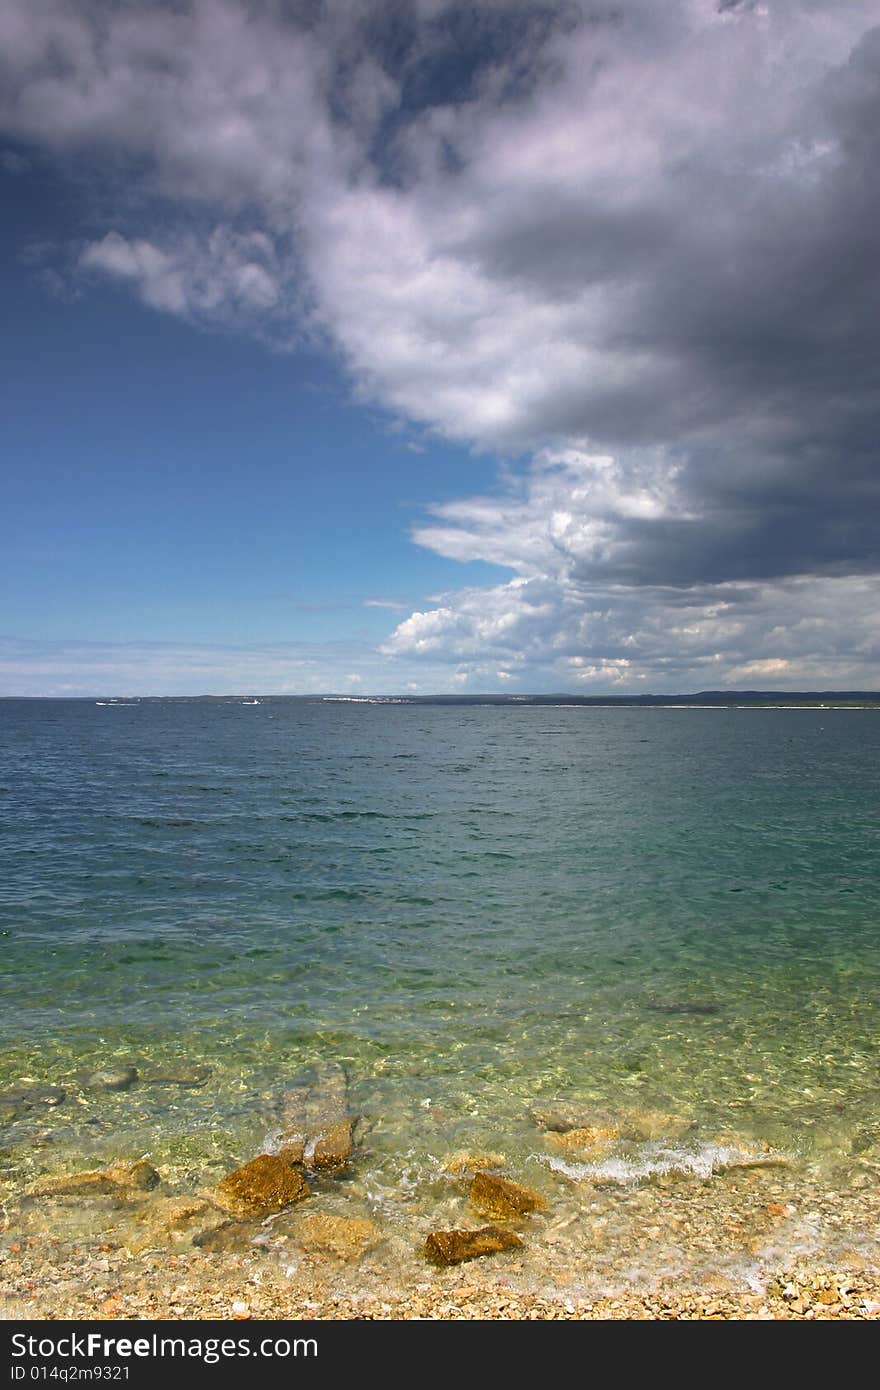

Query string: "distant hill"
[[368, 690, 880, 707]]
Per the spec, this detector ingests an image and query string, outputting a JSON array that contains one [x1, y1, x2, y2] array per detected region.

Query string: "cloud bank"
[[2, 0, 879, 689]]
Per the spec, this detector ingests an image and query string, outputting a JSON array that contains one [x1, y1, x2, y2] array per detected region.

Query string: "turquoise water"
[[2, 697, 880, 1239]]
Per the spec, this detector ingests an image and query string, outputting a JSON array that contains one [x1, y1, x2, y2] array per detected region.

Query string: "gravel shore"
[[3, 1237, 879, 1321]]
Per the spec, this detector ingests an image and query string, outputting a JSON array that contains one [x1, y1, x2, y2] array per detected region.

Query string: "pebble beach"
[[3, 1068, 880, 1322]]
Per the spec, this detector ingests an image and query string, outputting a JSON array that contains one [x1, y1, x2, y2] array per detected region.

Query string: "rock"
[[530, 1103, 615, 1133], [708, 1134, 789, 1170], [80, 1066, 139, 1092], [0, 1084, 66, 1110], [273, 1132, 305, 1164], [305, 1121, 352, 1171], [126, 1196, 215, 1251], [277, 1063, 349, 1134], [469, 1171, 546, 1219], [140, 1065, 212, 1087], [29, 1158, 159, 1198], [717, 1150, 789, 1172], [424, 1225, 523, 1266], [530, 1103, 689, 1142], [543, 1126, 619, 1156], [814, 1285, 841, 1305], [647, 999, 720, 1016], [118, 1158, 160, 1190], [293, 1213, 383, 1261], [192, 1220, 260, 1252], [265, 1064, 355, 1170], [136, 1196, 213, 1235], [619, 1108, 691, 1141], [441, 1150, 507, 1174], [213, 1154, 310, 1218]]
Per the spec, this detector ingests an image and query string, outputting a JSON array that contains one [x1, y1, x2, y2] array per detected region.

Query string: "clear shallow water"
[[2, 698, 880, 1289]]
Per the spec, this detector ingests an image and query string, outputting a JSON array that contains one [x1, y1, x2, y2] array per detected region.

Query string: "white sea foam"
[[538, 1141, 789, 1185], [261, 1125, 304, 1156]]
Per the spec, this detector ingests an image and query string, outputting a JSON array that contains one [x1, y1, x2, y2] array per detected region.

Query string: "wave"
[[538, 1141, 791, 1185]]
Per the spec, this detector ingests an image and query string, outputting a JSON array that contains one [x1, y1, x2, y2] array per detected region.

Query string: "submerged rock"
[[0, 1084, 66, 1110], [620, 1108, 692, 1142], [29, 1158, 159, 1198], [305, 1120, 353, 1171], [80, 1066, 139, 1092], [294, 1213, 383, 1262], [530, 1103, 611, 1134], [192, 1219, 262, 1253], [140, 1065, 212, 1088], [424, 1225, 523, 1266], [213, 1154, 310, 1218], [266, 1063, 355, 1172], [647, 1000, 721, 1016], [543, 1126, 619, 1157], [441, 1150, 507, 1174], [708, 1139, 790, 1172], [277, 1063, 349, 1132], [127, 1196, 215, 1250], [137, 1195, 213, 1234], [531, 1103, 690, 1142], [469, 1171, 546, 1219]]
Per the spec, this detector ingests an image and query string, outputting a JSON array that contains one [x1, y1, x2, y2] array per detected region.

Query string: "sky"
[[1, 0, 879, 696]]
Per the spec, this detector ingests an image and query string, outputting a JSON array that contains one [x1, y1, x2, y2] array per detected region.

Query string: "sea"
[[2, 695, 880, 1296]]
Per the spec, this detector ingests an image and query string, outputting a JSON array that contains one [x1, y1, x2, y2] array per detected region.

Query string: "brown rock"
[[214, 1154, 310, 1217], [815, 1286, 841, 1305], [294, 1213, 383, 1261], [424, 1225, 523, 1266], [469, 1171, 546, 1219], [29, 1159, 160, 1198], [441, 1150, 507, 1174], [305, 1121, 352, 1171]]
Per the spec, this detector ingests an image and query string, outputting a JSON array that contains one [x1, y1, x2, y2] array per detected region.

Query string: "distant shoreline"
[[3, 690, 880, 707]]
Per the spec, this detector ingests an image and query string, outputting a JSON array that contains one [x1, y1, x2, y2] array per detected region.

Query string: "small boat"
[[241, 698, 261, 706]]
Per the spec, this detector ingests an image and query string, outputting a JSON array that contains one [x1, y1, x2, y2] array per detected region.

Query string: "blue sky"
[[2, 1, 879, 695], [1, 148, 509, 691], [1, 168, 504, 645]]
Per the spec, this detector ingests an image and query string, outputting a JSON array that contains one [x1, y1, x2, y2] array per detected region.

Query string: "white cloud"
[[383, 567, 880, 690], [78, 227, 287, 329]]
